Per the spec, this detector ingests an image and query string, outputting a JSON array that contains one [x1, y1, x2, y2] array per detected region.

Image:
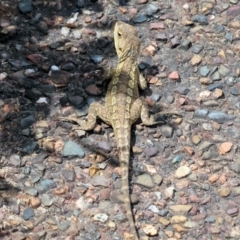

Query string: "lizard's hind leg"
[[59, 102, 111, 131], [130, 97, 161, 126], [130, 97, 180, 126]]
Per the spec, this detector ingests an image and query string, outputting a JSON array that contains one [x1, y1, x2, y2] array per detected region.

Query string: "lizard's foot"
[[153, 111, 182, 119], [59, 116, 83, 126], [58, 116, 89, 130], [152, 111, 182, 125]]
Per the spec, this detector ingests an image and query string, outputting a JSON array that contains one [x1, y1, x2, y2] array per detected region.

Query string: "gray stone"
[[200, 66, 210, 77], [41, 194, 53, 207], [229, 0, 239, 4], [18, 0, 32, 14], [207, 83, 223, 91], [166, 94, 174, 104], [97, 141, 112, 152], [214, 23, 224, 33], [62, 169, 75, 182], [35, 179, 56, 193], [218, 65, 230, 75], [146, 3, 159, 16], [225, 77, 235, 87], [153, 174, 163, 185], [225, 32, 233, 42], [191, 44, 204, 54], [198, 141, 213, 151], [112, 213, 127, 222], [24, 187, 38, 196], [76, 105, 89, 116], [202, 123, 212, 131], [61, 63, 75, 71], [201, 150, 212, 160], [59, 220, 70, 231], [30, 169, 42, 184], [22, 128, 31, 136], [9, 154, 21, 166], [40, 84, 56, 93], [144, 146, 159, 157], [201, 184, 210, 191], [93, 213, 108, 223], [23, 207, 34, 220], [90, 55, 103, 64], [66, 223, 79, 236], [231, 162, 240, 173], [188, 173, 198, 181], [135, 174, 154, 188], [21, 141, 38, 154], [230, 88, 239, 96], [191, 14, 208, 25], [171, 36, 181, 47], [155, 33, 167, 41], [68, 96, 84, 108], [160, 125, 174, 138], [236, 102, 240, 109], [116, 12, 129, 22], [232, 187, 240, 196], [133, 15, 147, 23], [151, 92, 161, 102], [91, 175, 111, 187], [63, 141, 85, 157], [208, 111, 235, 123], [172, 155, 182, 164], [25, 89, 43, 101], [212, 71, 221, 81], [20, 115, 36, 129], [77, 0, 85, 7], [194, 109, 209, 118], [158, 209, 168, 216], [175, 86, 189, 95], [148, 205, 160, 213], [180, 39, 192, 50], [176, 129, 183, 137]]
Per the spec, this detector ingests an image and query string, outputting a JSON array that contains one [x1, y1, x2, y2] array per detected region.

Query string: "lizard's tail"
[[119, 146, 139, 240]]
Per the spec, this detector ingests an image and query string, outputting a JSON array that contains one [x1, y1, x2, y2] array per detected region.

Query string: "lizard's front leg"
[[103, 66, 115, 80], [59, 102, 111, 131]]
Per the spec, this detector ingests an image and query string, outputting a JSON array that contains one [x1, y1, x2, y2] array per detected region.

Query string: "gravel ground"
[[1, 0, 240, 239]]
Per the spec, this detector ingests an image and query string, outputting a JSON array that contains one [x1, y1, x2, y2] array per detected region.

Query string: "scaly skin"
[[60, 21, 180, 240]]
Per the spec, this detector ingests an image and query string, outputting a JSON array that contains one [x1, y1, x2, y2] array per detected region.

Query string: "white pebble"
[[61, 27, 70, 37], [0, 72, 7, 81], [67, 12, 79, 24]]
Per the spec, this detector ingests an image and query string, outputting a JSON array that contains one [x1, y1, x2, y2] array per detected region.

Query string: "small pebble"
[[23, 207, 35, 220], [135, 174, 154, 188], [175, 166, 191, 179]]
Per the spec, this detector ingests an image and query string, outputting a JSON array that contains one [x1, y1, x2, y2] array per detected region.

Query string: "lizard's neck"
[[118, 49, 138, 64]]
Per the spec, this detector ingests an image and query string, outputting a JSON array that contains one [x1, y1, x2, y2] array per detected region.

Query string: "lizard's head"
[[114, 21, 140, 60]]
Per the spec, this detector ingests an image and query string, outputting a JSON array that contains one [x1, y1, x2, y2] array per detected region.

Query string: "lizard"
[[60, 21, 180, 240]]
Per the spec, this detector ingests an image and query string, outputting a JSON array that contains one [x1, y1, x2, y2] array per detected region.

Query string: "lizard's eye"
[[118, 32, 122, 37]]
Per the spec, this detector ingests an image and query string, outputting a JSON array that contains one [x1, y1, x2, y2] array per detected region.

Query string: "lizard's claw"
[[154, 111, 182, 119], [58, 116, 84, 127]]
